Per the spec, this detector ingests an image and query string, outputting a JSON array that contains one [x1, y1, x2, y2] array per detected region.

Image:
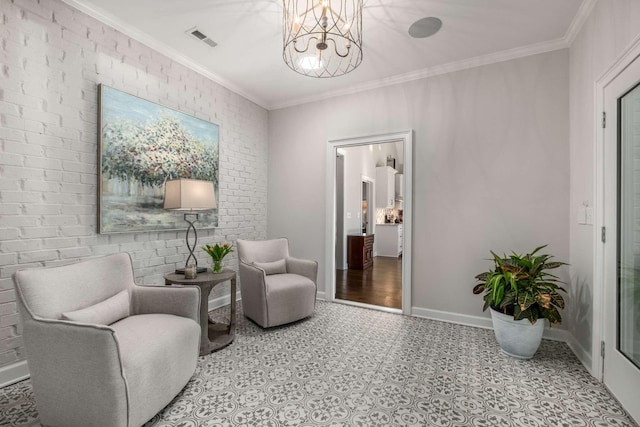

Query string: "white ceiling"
[[65, 0, 588, 110]]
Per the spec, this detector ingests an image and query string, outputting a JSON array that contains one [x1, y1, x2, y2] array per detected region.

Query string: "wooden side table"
[[164, 269, 236, 356]]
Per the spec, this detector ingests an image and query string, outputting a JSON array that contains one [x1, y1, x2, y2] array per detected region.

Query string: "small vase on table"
[[213, 259, 223, 273]]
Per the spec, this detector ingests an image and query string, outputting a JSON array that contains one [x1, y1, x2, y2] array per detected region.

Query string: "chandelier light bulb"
[[298, 56, 323, 70]]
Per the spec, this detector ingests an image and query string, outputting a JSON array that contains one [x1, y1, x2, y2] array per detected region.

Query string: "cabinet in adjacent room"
[[376, 166, 397, 208], [347, 234, 374, 269], [375, 224, 402, 257]]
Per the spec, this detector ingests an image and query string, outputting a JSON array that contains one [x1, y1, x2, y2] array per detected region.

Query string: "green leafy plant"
[[203, 243, 233, 262], [472, 245, 567, 325]]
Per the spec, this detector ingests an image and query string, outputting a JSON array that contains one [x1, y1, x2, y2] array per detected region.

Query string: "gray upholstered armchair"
[[12, 253, 201, 427], [237, 238, 317, 327]]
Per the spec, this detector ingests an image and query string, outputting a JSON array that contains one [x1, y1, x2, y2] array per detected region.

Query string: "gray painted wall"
[[568, 0, 640, 365], [268, 50, 570, 323]]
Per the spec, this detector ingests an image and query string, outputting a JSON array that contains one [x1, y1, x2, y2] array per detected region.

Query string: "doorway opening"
[[325, 131, 413, 315]]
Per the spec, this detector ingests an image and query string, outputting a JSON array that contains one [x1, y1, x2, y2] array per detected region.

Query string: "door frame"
[[324, 130, 413, 315], [594, 33, 640, 380], [335, 149, 347, 270]]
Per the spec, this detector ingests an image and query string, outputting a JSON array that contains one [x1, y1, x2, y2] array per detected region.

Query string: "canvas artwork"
[[98, 85, 219, 233]]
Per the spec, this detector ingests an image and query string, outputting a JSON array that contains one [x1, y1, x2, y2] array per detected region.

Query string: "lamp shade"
[[163, 179, 217, 211]]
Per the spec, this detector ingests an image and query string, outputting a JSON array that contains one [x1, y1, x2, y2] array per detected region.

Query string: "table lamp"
[[163, 178, 216, 273]]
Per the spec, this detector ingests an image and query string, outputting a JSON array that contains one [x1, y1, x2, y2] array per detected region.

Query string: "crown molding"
[[60, 0, 269, 110], [269, 37, 569, 110], [563, 0, 598, 46]]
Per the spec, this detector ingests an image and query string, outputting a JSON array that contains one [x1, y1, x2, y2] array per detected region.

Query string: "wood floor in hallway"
[[335, 256, 402, 309]]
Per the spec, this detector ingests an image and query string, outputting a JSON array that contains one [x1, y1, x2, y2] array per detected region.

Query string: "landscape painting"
[[98, 85, 219, 233]]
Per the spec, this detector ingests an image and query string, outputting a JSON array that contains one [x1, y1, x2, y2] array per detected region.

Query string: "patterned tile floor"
[[0, 301, 636, 426]]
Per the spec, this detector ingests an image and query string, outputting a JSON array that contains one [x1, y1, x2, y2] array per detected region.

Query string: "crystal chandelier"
[[282, 0, 363, 78]]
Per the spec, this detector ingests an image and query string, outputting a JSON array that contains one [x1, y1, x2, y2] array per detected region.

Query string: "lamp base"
[[175, 267, 207, 274], [178, 212, 206, 276]]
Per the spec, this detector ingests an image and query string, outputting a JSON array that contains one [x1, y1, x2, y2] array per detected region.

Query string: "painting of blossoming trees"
[[98, 85, 219, 233]]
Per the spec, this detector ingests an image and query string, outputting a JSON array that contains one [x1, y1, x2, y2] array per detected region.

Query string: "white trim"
[[595, 32, 640, 86], [566, 335, 594, 376], [270, 39, 568, 110], [325, 131, 413, 316], [59, 0, 268, 109], [316, 291, 327, 301], [208, 290, 242, 310], [541, 327, 572, 343], [0, 360, 30, 388], [593, 31, 640, 381], [411, 307, 572, 343], [593, 78, 605, 381], [412, 307, 493, 329], [402, 134, 413, 316], [564, 0, 598, 46], [334, 298, 402, 315]]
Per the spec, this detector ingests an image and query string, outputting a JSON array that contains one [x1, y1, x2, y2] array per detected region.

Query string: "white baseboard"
[[208, 291, 242, 309], [411, 306, 571, 342], [334, 298, 402, 314], [542, 326, 571, 342], [566, 334, 593, 375], [316, 291, 327, 301], [0, 360, 29, 388], [412, 307, 494, 329]]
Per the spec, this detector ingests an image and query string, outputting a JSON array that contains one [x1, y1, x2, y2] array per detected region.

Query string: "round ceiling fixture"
[[408, 17, 442, 39]]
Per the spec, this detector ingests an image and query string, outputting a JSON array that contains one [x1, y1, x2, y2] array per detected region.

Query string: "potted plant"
[[472, 245, 567, 359], [203, 242, 234, 273]]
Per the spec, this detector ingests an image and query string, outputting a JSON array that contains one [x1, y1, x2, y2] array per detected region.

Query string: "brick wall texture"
[[0, 0, 269, 367]]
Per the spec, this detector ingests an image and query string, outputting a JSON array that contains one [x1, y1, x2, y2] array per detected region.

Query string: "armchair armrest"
[[22, 317, 128, 426], [239, 262, 268, 326], [286, 257, 318, 283], [131, 284, 200, 324], [240, 261, 268, 284]]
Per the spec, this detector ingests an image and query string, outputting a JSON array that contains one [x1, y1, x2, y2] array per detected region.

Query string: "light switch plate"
[[585, 208, 594, 225], [577, 208, 587, 225]]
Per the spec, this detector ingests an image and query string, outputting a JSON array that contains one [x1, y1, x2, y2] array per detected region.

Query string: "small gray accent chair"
[[12, 253, 201, 427], [237, 238, 317, 328]]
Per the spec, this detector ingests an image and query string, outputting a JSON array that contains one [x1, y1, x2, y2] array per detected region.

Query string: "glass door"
[[603, 55, 640, 425], [618, 83, 640, 372]]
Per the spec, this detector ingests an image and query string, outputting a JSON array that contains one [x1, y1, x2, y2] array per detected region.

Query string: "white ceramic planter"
[[490, 308, 545, 359]]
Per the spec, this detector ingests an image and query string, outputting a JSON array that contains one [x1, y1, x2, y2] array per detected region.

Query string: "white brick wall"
[[0, 0, 268, 368]]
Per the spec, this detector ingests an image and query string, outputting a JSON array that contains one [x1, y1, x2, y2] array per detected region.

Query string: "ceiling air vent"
[[186, 27, 217, 48]]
